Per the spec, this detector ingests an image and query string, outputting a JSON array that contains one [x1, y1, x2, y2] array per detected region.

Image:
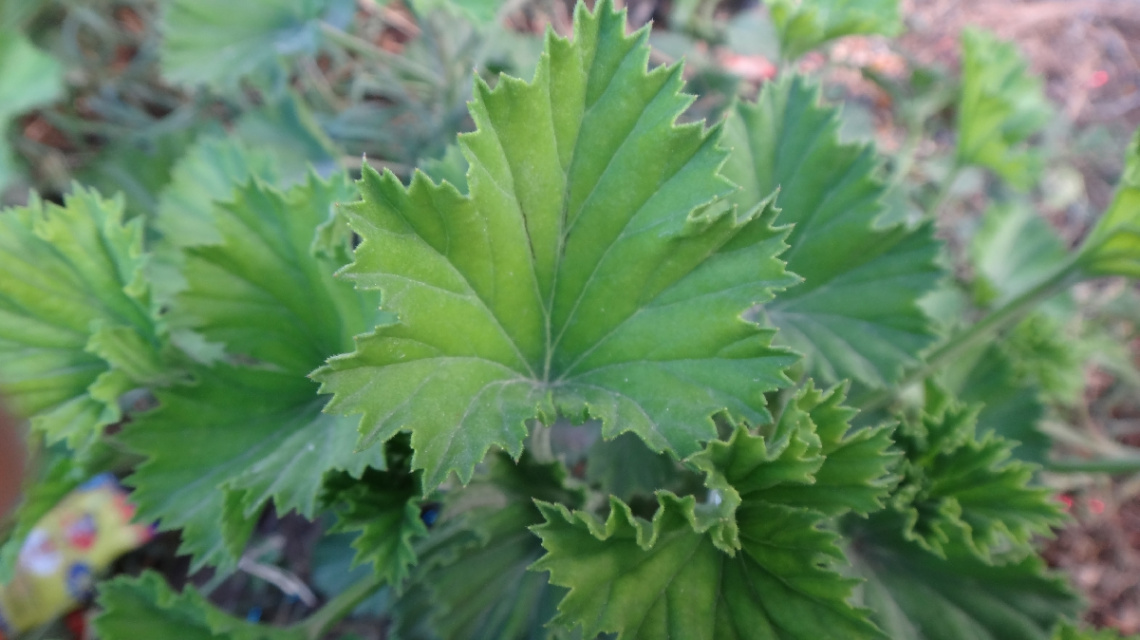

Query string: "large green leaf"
[[957, 28, 1051, 189], [722, 76, 942, 388], [1077, 129, 1140, 278], [849, 520, 1080, 640], [533, 409, 890, 639], [120, 174, 383, 569], [160, 0, 352, 90], [0, 189, 159, 451], [316, 0, 798, 490], [0, 28, 63, 188], [94, 571, 304, 640], [765, 0, 902, 62]]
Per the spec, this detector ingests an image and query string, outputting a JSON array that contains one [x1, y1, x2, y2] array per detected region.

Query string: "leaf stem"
[[1042, 457, 1140, 474], [857, 258, 1083, 412], [294, 572, 384, 640], [925, 162, 961, 219]]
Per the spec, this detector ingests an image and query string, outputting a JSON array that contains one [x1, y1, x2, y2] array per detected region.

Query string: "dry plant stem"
[[317, 21, 443, 87], [856, 257, 1082, 413], [295, 571, 385, 640]]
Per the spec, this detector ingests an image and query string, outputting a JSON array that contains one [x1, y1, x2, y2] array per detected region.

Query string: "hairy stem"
[[295, 572, 385, 640]]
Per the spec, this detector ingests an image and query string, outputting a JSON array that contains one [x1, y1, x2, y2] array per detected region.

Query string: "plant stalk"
[[295, 572, 384, 640], [857, 258, 1083, 412], [1043, 457, 1140, 474], [318, 21, 442, 86], [925, 162, 961, 219]]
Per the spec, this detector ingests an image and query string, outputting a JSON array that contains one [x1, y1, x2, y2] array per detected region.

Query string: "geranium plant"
[[2, 0, 1139, 638]]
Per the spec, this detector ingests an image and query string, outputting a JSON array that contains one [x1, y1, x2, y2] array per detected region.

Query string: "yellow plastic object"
[[0, 474, 152, 635]]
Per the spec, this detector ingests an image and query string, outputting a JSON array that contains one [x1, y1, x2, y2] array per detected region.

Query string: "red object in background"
[[63, 609, 87, 640], [0, 402, 25, 521], [1090, 70, 1109, 88]]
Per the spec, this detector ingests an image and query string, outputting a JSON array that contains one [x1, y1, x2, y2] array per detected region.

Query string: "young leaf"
[[321, 449, 429, 588], [316, 0, 799, 490], [755, 383, 898, 516], [848, 520, 1080, 640], [890, 384, 1065, 562], [94, 571, 304, 640], [957, 29, 1051, 189], [0, 189, 158, 451], [532, 406, 893, 640], [765, 0, 902, 62], [1076, 130, 1140, 278], [159, 0, 352, 90], [722, 76, 942, 388]]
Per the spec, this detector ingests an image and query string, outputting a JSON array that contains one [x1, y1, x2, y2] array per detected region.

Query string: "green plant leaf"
[[94, 571, 304, 640], [392, 453, 582, 640], [121, 365, 384, 570], [169, 173, 373, 374], [890, 383, 1065, 562], [532, 406, 891, 640], [121, 174, 383, 569], [722, 75, 942, 388], [957, 28, 1051, 189], [0, 28, 63, 188], [159, 0, 352, 90], [0, 189, 158, 451], [952, 343, 1049, 463], [971, 203, 1069, 306], [1077, 129, 1140, 278], [315, 0, 799, 491], [155, 136, 281, 250], [585, 430, 680, 500], [849, 521, 1080, 640], [765, 0, 902, 62], [320, 442, 429, 588], [753, 383, 899, 516]]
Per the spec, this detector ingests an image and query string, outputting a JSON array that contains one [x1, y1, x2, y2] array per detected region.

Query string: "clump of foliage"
[[2, 0, 1140, 638]]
